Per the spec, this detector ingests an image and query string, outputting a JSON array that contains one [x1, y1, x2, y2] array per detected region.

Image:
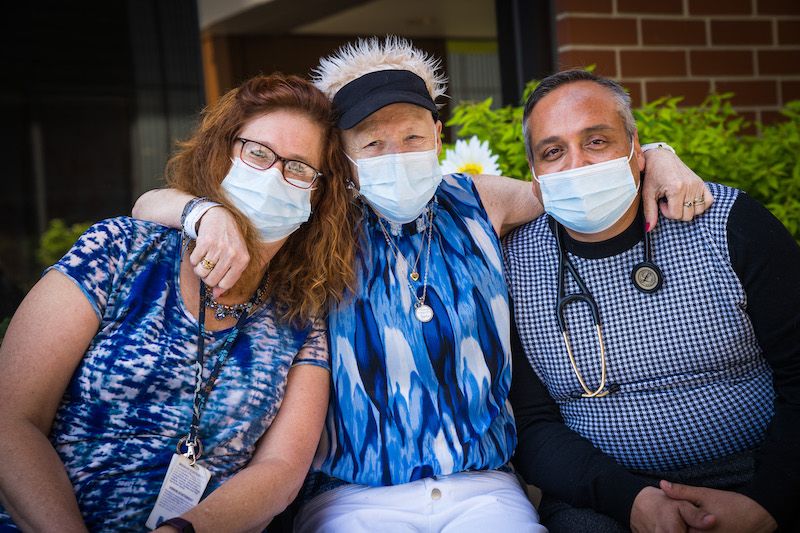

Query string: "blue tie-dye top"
[[0, 217, 328, 531], [312, 173, 516, 486]]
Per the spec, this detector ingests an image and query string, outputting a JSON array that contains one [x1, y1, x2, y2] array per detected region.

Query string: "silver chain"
[[377, 208, 435, 311]]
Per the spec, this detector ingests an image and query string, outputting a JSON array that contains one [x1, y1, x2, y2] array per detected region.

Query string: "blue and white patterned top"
[[504, 183, 774, 471], [311, 173, 517, 486], [0, 217, 328, 531]]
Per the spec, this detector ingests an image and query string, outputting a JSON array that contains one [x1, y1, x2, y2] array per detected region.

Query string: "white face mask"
[[221, 158, 312, 243], [534, 141, 638, 234], [347, 126, 443, 224]]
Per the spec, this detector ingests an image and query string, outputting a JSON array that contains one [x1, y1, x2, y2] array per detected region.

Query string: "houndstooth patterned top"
[[503, 182, 775, 471]]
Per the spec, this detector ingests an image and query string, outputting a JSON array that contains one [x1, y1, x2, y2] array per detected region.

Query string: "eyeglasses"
[[236, 137, 322, 189]]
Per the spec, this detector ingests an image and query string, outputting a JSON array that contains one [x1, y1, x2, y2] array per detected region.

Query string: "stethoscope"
[[554, 218, 663, 398]]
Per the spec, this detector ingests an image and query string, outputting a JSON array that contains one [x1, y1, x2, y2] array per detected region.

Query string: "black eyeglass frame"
[[235, 137, 323, 189]]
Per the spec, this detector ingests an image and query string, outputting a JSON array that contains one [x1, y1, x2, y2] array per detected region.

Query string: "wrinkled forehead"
[[528, 82, 626, 141], [343, 103, 435, 142]]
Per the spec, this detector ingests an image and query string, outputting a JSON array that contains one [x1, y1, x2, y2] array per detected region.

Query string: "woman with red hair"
[[0, 73, 355, 531]]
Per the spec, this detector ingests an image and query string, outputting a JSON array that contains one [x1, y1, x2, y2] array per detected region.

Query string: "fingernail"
[[644, 222, 651, 232], [663, 480, 672, 489]]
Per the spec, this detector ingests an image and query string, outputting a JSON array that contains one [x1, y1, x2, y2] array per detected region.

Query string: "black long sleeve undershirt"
[[509, 192, 800, 528]]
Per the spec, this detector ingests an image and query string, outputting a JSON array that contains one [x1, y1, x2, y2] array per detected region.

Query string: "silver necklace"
[[377, 207, 436, 323], [203, 274, 269, 321]]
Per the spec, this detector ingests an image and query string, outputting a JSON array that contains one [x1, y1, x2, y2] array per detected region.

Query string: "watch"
[[159, 517, 195, 533], [641, 142, 676, 154]]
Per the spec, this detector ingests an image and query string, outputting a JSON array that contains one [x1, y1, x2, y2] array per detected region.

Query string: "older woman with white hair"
[[133, 37, 711, 532]]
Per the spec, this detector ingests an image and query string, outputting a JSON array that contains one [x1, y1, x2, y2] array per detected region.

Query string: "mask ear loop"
[[343, 152, 362, 198], [626, 136, 635, 162]]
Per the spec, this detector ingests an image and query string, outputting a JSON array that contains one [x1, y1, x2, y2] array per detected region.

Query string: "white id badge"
[[145, 453, 212, 530]]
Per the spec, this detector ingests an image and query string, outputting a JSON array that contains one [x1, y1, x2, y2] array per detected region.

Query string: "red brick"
[[557, 16, 638, 46], [619, 79, 643, 107], [689, 0, 752, 15], [737, 111, 759, 135], [691, 50, 754, 75], [782, 80, 800, 102], [558, 49, 617, 76], [716, 80, 779, 105], [618, 0, 683, 13], [761, 110, 789, 124], [759, 49, 800, 75], [642, 19, 706, 46], [711, 20, 773, 45], [646, 80, 712, 105], [554, 0, 613, 13], [758, 0, 800, 15], [621, 50, 687, 77], [778, 20, 800, 45]]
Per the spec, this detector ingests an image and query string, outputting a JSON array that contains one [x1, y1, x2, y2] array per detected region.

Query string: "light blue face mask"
[[221, 158, 312, 243], [534, 140, 638, 234], [346, 124, 443, 224]]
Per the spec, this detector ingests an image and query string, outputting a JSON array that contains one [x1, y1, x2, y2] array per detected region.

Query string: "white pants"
[[294, 470, 546, 533]]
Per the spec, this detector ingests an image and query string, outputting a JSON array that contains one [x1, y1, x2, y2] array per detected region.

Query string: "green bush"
[[446, 86, 800, 242], [37, 219, 92, 267], [445, 84, 533, 181], [635, 96, 800, 239]]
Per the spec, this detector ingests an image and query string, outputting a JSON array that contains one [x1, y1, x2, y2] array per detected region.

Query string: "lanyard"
[[177, 281, 248, 465]]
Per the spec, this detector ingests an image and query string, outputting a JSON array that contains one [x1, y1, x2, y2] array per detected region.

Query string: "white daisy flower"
[[440, 136, 501, 176]]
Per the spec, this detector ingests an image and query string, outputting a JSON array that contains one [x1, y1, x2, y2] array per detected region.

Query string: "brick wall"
[[554, 0, 800, 124]]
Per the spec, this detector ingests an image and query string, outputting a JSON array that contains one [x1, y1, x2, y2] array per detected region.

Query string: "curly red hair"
[[165, 73, 356, 326]]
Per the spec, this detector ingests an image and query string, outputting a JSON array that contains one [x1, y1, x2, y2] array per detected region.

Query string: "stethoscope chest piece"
[[631, 224, 663, 294], [631, 261, 663, 293]]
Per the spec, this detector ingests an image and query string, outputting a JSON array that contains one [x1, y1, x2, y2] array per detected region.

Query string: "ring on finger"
[[683, 200, 694, 208], [693, 195, 705, 205], [200, 258, 217, 271]]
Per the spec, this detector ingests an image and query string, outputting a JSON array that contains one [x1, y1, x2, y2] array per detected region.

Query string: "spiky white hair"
[[312, 36, 448, 107]]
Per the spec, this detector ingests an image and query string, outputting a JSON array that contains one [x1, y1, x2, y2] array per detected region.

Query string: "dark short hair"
[[521, 70, 636, 162]]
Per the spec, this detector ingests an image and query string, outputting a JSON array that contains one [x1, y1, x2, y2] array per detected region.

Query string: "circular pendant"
[[410, 272, 420, 281], [414, 304, 434, 322], [631, 261, 664, 293]]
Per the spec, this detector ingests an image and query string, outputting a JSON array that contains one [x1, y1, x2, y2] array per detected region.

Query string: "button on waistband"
[[431, 488, 442, 500]]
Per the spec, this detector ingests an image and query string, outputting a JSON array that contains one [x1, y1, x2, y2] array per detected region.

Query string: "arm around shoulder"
[[132, 188, 195, 229], [133, 188, 250, 295], [472, 174, 543, 237], [640, 148, 713, 230]]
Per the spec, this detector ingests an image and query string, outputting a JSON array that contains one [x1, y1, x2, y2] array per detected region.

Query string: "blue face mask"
[[348, 148, 442, 223], [347, 124, 443, 224], [534, 141, 638, 234], [221, 158, 312, 243]]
